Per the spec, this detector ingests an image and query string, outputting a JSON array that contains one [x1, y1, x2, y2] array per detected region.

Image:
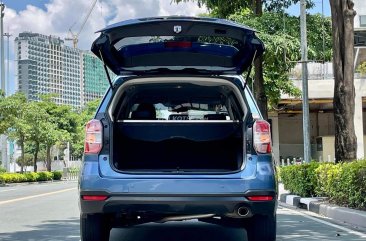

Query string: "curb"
[[279, 190, 366, 229]]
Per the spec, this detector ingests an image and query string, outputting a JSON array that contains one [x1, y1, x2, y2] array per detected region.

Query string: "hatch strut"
[[243, 50, 257, 91], [98, 49, 113, 89]]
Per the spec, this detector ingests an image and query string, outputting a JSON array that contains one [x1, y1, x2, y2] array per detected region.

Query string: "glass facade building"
[[15, 32, 112, 108], [81, 51, 111, 105], [15, 32, 82, 107]]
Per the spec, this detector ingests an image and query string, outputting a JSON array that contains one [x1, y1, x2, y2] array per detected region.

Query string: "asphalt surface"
[[0, 181, 366, 241]]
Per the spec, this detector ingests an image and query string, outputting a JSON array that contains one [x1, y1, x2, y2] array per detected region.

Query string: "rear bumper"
[[80, 191, 277, 218], [79, 156, 277, 218]]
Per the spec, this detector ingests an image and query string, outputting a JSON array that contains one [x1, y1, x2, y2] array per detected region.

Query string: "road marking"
[[0, 188, 16, 193], [0, 187, 77, 205], [280, 206, 366, 238]]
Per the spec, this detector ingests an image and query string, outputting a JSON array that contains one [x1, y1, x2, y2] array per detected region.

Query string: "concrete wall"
[[354, 0, 366, 29], [277, 112, 366, 160]]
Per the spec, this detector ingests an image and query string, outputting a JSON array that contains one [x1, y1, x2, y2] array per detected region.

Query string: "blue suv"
[[79, 16, 277, 241]]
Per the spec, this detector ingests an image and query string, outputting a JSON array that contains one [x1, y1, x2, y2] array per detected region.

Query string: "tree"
[[25, 101, 55, 172], [0, 93, 30, 173], [175, 0, 315, 18], [173, 0, 326, 119], [329, 0, 357, 162], [36, 95, 75, 171]]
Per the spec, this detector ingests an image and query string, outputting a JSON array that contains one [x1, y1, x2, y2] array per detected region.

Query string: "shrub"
[[52, 171, 63, 180], [280, 162, 320, 197], [25, 172, 40, 182], [314, 163, 341, 197], [0, 166, 6, 173], [281, 160, 366, 211], [0, 173, 27, 183], [37, 171, 53, 181], [334, 160, 366, 210]]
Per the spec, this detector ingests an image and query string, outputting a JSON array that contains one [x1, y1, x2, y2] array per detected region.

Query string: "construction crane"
[[65, 0, 97, 48]]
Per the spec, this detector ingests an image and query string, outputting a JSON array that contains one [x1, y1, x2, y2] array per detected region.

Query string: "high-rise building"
[[15, 32, 115, 108], [81, 51, 111, 105], [15, 32, 81, 107]]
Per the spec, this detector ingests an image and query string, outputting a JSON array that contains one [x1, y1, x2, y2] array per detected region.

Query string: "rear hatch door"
[[92, 16, 264, 75]]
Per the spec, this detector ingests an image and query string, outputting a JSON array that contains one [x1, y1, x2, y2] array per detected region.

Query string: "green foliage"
[[52, 171, 63, 180], [357, 62, 366, 76], [324, 161, 366, 209], [0, 173, 27, 183], [0, 171, 62, 183], [173, 0, 315, 18], [16, 153, 33, 168], [0, 166, 6, 173], [68, 167, 80, 174], [24, 172, 40, 182], [36, 171, 54, 181], [314, 163, 341, 197], [280, 160, 366, 210], [280, 162, 320, 197]]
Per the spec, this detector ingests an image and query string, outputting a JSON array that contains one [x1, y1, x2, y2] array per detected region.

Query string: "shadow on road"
[[0, 218, 80, 241], [110, 221, 247, 241]]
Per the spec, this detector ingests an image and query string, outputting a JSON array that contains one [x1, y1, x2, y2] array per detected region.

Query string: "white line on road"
[[0, 188, 17, 193], [0, 187, 77, 205], [280, 206, 366, 238]]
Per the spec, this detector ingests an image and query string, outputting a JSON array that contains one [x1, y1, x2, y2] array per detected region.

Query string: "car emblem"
[[173, 25, 182, 34]]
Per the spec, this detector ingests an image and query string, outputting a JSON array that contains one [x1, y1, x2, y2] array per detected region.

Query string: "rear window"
[[114, 82, 243, 121], [114, 36, 242, 50]]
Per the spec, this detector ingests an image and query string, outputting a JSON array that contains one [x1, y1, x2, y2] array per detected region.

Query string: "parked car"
[[79, 16, 277, 241]]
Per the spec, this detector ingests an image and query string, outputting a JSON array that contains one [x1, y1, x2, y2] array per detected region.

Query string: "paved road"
[[0, 181, 365, 241]]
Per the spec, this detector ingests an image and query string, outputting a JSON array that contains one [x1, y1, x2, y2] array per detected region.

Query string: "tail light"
[[84, 119, 103, 154], [82, 195, 108, 201], [253, 120, 272, 154], [247, 195, 274, 201]]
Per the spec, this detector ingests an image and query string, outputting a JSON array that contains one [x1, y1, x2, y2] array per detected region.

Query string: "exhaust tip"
[[237, 206, 250, 217]]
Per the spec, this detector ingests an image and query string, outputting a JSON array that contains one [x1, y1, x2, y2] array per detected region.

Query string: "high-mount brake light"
[[164, 41, 192, 48], [84, 119, 103, 154], [253, 120, 272, 154]]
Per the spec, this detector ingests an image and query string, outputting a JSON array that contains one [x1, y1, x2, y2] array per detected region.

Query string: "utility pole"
[[4, 32, 11, 95], [0, 3, 4, 92], [0, 3, 7, 171], [300, 0, 311, 163]]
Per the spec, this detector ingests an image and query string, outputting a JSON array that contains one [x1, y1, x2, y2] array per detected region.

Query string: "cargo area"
[[109, 79, 246, 173], [112, 122, 243, 173]]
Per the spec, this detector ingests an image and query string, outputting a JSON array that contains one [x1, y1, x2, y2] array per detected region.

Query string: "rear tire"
[[80, 214, 111, 241], [244, 214, 276, 241]]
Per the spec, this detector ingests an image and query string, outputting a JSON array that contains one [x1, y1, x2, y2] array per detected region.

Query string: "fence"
[[62, 167, 80, 181]]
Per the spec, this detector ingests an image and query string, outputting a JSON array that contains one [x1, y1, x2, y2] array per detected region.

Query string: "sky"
[[0, 0, 331, 95]]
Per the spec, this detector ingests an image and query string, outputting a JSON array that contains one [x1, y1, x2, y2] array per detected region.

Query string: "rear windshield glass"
[[114, 36, 242, 50]]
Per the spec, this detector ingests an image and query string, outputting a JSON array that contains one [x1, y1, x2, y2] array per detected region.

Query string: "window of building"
[[360, 15, 366, 27]]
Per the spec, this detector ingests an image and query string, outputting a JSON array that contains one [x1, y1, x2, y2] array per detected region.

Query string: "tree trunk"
[[33, 142, 39, 173], [252, 0, 268, 119], [330, 0, 357, 162], [20, 137, 25, 173], [46, 145, 52, 171]]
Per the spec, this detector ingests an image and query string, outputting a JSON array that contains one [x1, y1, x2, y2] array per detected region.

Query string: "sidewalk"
[[278, 183, 366, 229]]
